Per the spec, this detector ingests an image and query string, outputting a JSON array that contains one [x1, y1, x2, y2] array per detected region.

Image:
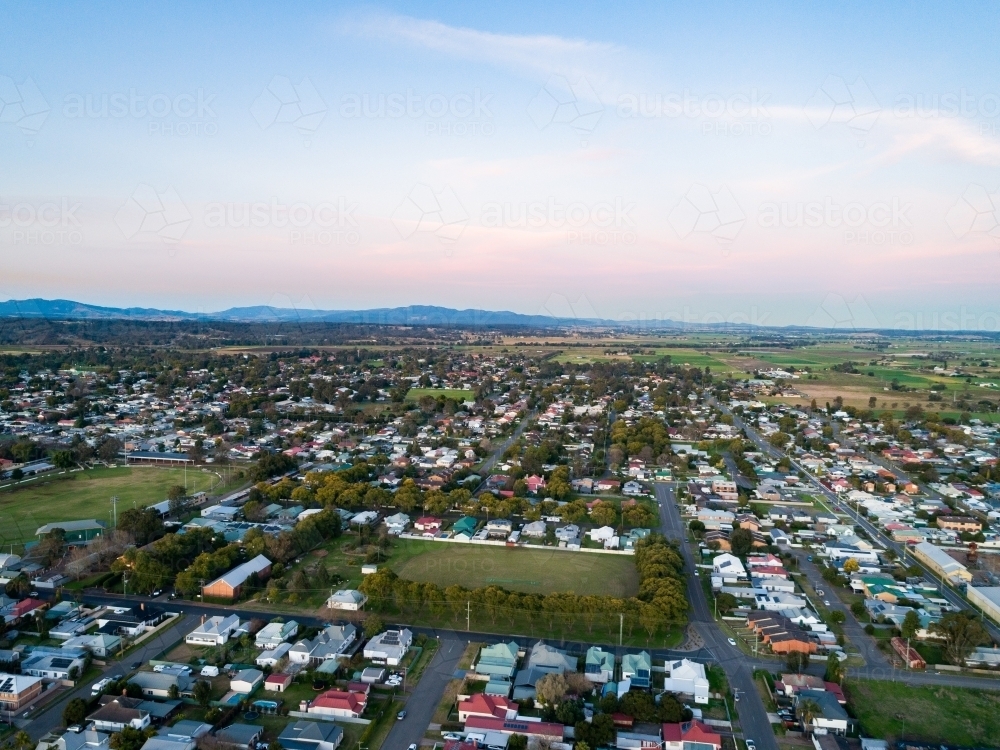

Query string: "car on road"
[[29, 591, 39, 597], [728, 638, 737, 646], [824, 600, 831, 606], [152, 590, 162, 597], [130, 661, 142, 670], [396, 710, 407, 721], [746, 741, 756, 750], [408, 745, 417, 750]]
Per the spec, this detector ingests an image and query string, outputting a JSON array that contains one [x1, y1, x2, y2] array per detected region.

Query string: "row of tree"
[[357, 534, 688, 636]]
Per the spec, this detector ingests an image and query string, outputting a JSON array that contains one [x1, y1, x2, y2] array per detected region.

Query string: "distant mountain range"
[[0, 298, 641, 328]]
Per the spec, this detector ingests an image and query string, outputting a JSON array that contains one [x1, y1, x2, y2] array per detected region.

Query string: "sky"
[[2, 1, 1000, 330]]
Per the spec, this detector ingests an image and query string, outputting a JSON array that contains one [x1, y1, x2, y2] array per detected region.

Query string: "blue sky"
[[2, 1, 999, 329]]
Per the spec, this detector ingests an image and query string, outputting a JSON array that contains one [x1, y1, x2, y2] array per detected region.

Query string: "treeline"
[[358, 535, 687, 638]]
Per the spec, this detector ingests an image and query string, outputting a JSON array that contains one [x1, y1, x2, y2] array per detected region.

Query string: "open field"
[[389, 539, 639, 597], [0, 465, 242, 544], [845, 680, 1000, 746], [404, 387, 473, 402]]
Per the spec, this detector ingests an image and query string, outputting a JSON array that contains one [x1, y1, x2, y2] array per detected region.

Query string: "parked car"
[[727, 638, 737, 646], [396, 710, 407, 721]]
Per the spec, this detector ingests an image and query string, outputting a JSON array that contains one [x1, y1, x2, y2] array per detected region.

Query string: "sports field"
[[0, 466, 240, 544], [405, 387, 473, 402], [389, 539, 639, 596]]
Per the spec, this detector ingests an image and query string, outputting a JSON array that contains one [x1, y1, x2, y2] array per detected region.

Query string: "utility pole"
[[619, 613, 624, 646], [111, 496, 118, 528], [466, 600, 470, 632]]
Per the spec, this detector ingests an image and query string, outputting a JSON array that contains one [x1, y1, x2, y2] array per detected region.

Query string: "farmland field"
[[0, 466, 241, 545], [389, 539, 639, 596]]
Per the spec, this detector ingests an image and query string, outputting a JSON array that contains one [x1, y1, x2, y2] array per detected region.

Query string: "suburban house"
[[203, 555, 272, 600], [326, 590, 367, 611], [88, 696, 152, 732], [363, 629, 412, 666], [277, 720, 344, 750], [130, 671, 191, 699], [255, 621, 299, 649], [383, 513, 410, 535], [712, 553, 746, 581], [214, 723, 263, 750], [414, 517, 442, 533], [621, 651, 651, 689], [62, 633, 121, 657], [584, 646, 615, 684], [288, 624, 357, 664], [662, 659, 710, 704], [44, 729, 110, 750], [305, 689, 367, 719], [450, 516, 478, 538], [475, 641, 520, 688], [661, 720, 723, 750], [512, 642, 576, 701], [21, 650, 86, 680], [0, 673, 41, 710], [186, 615, 241, 646], [795, 689, 850, 735], [457, 693, 518, 722], [255, 643, 291, 668], [95, 604, 167, 636]]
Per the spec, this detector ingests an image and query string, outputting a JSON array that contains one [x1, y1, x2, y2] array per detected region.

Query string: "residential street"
[[655, 482, 778, 750], [25, 614, 197, 741], [382, 636, 465, 750]]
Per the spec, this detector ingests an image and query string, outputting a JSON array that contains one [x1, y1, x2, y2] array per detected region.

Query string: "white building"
[[256, 643, 292, 668], [712, 553, 746, 581], [662, 659, 709, 704], [326, 590, 367, 611], [255, 620, 299, 649], [363, 629, 412, 666], [185, 615, 241, 646]]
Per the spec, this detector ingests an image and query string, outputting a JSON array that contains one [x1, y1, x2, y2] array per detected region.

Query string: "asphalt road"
[[780, 549, 891, 670], [25, 613, 197, 741], [655, 482, 777, 750], [382, 636, 465, 750]]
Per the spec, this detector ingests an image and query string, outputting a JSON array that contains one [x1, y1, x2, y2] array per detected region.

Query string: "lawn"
[[845, 680, 1000, 746], [0, 465, 242, 544], [405, 387, 473, 402], [389, 539, 639, 597]]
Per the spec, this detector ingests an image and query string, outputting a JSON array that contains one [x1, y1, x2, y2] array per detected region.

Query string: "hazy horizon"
[[3, 2, 1000, 331]]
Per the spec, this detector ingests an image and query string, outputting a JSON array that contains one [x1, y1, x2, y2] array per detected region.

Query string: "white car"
[[728, 638, 737, 646], [824, 600, 831, 606], [746, 741, 756, 750]]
